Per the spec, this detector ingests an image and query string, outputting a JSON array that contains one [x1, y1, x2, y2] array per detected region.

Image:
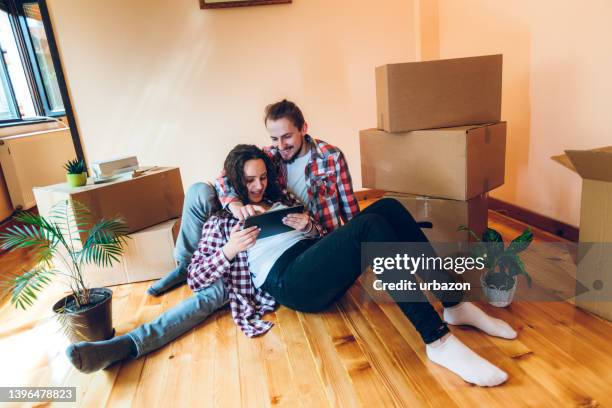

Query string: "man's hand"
[[282, 213, 312, 232], [228, 202, 266, 221], [223, 223, 260, 261]]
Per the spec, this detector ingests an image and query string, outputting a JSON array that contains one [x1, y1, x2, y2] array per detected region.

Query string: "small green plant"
[[458, 226, 534, 290], [0, 200, 129, 311], [63, 158, 85, 175]]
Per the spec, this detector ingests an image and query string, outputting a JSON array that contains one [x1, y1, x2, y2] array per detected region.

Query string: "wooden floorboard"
[[0, 205, 611, 407]]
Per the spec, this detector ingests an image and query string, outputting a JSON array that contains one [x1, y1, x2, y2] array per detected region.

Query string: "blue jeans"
[[174, 182, 222, 265], [128, 279, 228, 357]]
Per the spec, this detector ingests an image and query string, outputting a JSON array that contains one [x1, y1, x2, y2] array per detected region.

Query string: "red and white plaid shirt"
[[216, 135, 360, 234], [187, 208, 323, 337]]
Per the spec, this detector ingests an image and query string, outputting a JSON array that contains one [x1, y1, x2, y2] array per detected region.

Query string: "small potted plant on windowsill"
[[458, 226, 534, 307], [0, 200, 129, 342], [64, 158, 87, 187]]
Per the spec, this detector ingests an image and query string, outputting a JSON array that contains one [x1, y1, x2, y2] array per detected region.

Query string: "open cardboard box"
[[552, 146, 612, 321]]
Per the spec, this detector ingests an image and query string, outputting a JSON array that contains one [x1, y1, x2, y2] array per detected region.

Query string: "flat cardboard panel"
[[376, 54, 502, 132], [33, 167, 184, 242], [360, 123, 506, 200], [579, 179, 612, 243], [123, 220, 178, 284]]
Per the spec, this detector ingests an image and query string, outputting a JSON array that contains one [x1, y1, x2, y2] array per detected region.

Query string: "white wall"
[[46, 0, 418, 190], [424, 0, 612, 226]]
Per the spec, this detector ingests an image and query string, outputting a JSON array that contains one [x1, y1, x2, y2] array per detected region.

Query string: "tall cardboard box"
[[385, 192, 488, 243], [56, 218, 181, 288], [361, 123, 506, 200], [376, 55, 502, 132], [552, 147, 612, 321], [33, 167, 184, 242]]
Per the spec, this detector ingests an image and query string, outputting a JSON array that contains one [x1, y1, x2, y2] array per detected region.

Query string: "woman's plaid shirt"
[[186, 209, 323, 337]]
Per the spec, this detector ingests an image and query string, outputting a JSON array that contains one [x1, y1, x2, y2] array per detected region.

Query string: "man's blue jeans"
[[174, 182, 222, 265], [128, 279, 228, 357]]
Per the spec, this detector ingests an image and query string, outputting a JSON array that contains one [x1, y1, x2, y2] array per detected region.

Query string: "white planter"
[[480, 274, 517, 307]]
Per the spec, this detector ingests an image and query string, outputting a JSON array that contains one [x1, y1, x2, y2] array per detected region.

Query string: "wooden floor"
[[1, 205, 611, 407]]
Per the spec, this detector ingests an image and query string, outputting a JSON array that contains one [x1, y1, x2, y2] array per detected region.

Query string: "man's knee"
[[186, 182, 215, 202], [185, 182, 220, 212]]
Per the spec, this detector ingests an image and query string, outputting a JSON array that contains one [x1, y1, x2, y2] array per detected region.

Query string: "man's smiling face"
[[266, 117, 308, 163]]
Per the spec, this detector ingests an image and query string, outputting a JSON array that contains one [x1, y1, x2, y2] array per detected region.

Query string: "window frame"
[[0, 0, 65, 126]]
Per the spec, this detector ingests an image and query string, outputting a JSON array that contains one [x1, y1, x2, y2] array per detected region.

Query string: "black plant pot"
[[52, 287, 114, 343]]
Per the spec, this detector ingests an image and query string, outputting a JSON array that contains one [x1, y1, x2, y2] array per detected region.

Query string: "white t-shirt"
[[247, 204, 307, 288], [286, 151, 311, 205]]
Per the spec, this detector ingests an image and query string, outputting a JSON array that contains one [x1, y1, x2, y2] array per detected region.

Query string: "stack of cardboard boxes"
[[360, 55, 507, 245], [33, 167, 184, 287]]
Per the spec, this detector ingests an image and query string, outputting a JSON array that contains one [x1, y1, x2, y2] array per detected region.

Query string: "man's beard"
[[281, 139, 303, 164]]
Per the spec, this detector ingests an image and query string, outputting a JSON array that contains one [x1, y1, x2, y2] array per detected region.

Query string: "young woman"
[[187, 144, 517, 387]]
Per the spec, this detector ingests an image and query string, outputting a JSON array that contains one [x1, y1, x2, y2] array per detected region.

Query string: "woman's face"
[[243, 158, 268, 203]]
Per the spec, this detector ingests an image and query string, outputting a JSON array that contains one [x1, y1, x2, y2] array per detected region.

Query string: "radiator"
[[0, 128, 76, 210]]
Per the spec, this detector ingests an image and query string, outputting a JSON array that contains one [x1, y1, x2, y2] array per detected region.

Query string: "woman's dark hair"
[[223, 144, 283, 205]]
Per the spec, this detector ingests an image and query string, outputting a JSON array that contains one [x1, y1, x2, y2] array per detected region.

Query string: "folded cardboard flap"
[[551, 146, 612, 182]]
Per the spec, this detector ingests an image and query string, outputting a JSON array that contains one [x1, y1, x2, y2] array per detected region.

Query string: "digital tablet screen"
[[243, 205, 305, 239]]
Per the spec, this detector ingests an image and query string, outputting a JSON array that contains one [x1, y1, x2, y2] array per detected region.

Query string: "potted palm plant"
[[0, 200, 129, 342], [64, 158, 87, 187], [458, 226, 534, 307]]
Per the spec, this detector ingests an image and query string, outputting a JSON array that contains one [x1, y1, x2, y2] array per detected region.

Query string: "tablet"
[[243, 204, 305, 239]]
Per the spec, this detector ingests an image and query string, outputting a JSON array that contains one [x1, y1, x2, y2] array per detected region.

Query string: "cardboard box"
[[361, 123, 506, 200], [376, 54, 502, 132], [385, 192, 488, 243], [33, 167, 184, 242], [552, 147, 612, 321], [56, 218, 180, 288]]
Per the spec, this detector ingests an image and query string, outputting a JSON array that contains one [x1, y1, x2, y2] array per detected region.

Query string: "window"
[[0, 0, 65, 124]]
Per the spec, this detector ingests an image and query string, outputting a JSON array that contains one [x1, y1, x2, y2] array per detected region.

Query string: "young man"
[[147, 99, 359, 296]]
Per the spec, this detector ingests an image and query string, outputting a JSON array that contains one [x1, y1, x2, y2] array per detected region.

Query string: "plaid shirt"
[[187, 208, 324, 337], [187, 214, 276, 337], [216, 135, 359, 234]]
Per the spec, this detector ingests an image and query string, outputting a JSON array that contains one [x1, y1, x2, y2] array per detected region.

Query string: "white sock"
[[426, 334, 508, 387], [443, 302, 517, 339]]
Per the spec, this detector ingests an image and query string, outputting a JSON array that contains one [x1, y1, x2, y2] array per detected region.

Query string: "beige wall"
[[420, 0, 612, 227], [46, 0, 418, 191]]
